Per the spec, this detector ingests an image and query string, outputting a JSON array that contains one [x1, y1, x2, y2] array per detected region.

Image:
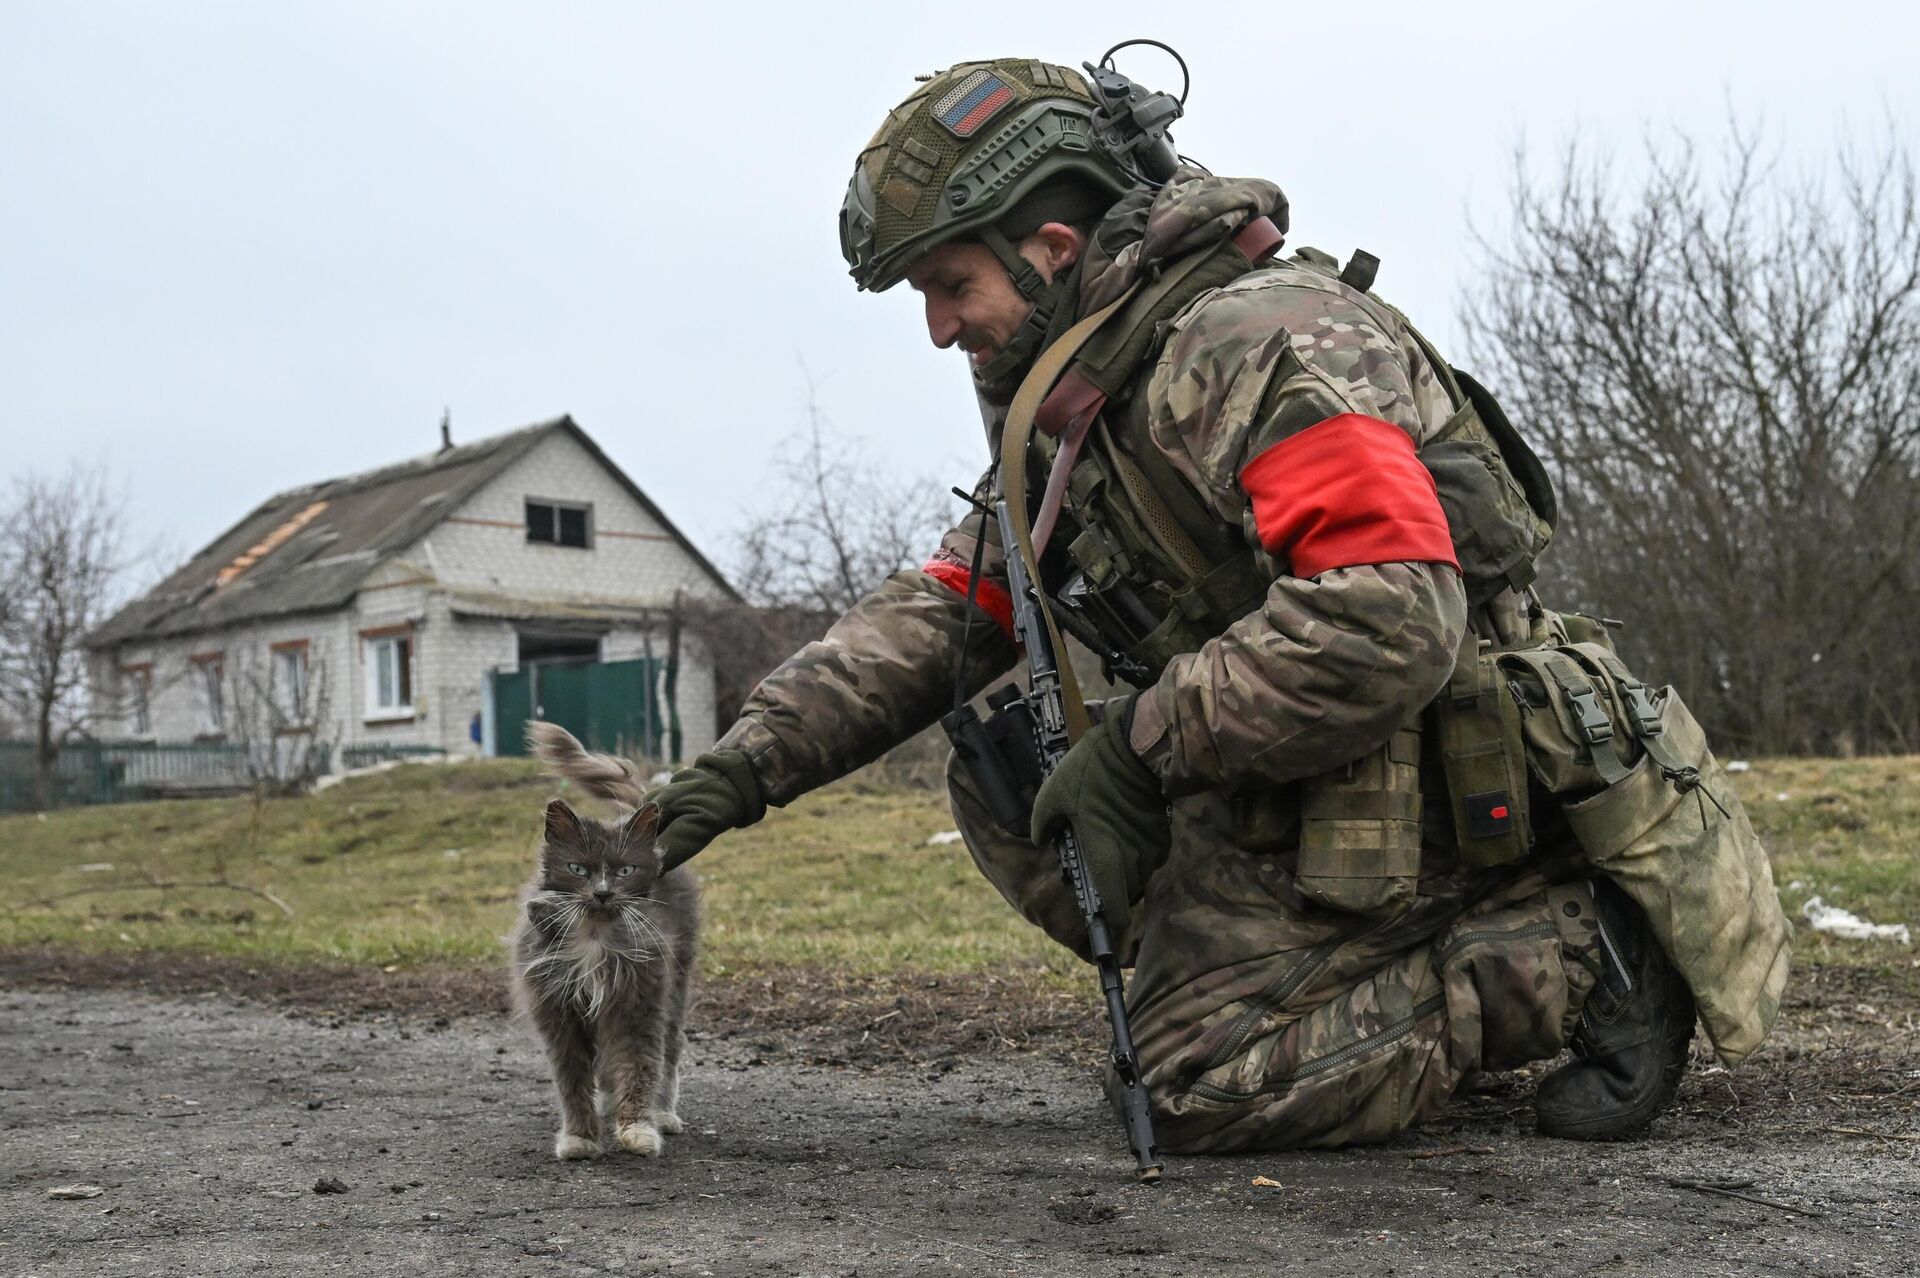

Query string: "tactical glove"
[[1028, 698, 1169, 933], [645, 749, 766, 869]]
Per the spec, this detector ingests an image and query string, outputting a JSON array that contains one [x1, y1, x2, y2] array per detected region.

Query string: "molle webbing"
[[1296, 726, 1425, 914], [1434, 631, 1533, 867]]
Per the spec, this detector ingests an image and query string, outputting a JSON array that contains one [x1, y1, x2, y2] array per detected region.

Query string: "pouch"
[[1561, 685, 1790, 1065], [1433, 634, 1533, 867], [1296, 726, 1424, 914]]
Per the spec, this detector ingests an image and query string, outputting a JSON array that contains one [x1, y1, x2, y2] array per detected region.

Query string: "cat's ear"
[[619, 802, 661, 849], [544, 798, 585, 847]]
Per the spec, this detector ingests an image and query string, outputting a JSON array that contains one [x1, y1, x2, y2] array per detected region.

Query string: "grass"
[[0, 759, 1076, 982], [1725, 756, 1920, 969], [1, 755, 1914, 980]]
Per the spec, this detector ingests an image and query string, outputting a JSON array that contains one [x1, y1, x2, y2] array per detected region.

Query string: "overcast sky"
[[3, 2, 1914, 584]]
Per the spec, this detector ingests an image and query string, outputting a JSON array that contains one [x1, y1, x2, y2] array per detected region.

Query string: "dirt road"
[[3, 984, 1915, 1278]]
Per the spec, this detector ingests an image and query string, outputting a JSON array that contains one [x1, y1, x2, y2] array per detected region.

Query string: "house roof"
[[89, 416, 737, 648]]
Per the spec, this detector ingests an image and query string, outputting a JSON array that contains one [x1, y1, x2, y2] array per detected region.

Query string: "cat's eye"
[[565, 862, 590, 877], [614, 864, 637, 878]]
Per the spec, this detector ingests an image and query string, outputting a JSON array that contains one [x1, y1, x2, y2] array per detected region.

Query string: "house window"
[[363, 631, 413, 718], [272, 643, 310, 725], [191, 655, 224, 736], [124, 665, 152, 737], [526, 499, 591, 548]]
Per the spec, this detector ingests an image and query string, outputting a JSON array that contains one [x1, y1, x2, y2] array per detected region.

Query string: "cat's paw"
[[553, 1132, 602, 1161], [654, 1110, 684, 1135], [615, 1120, 662, 1156]]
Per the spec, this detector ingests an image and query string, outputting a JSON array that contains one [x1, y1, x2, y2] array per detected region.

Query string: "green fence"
[[492, 657, 672, 760], [0, 739, 333, 813]]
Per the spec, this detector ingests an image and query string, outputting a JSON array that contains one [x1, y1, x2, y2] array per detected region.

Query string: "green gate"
[[492, 658, 668, 760]]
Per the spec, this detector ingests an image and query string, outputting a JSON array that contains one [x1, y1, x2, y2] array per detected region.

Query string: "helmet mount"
[[1083, 39, 1188, 186]]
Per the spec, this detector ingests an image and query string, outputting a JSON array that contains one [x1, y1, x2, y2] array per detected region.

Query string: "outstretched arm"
[[717, 471, 1021, 806]]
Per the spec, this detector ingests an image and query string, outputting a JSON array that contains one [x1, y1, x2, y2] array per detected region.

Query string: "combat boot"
[[1535, 878, 1696, 1140]]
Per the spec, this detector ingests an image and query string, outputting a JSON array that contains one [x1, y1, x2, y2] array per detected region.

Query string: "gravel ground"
[[3, 986, 1916, 1277]]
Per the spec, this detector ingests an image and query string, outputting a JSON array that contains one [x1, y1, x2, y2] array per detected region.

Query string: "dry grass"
[[0, 760, 1072, 983], [0, 754, 1912, 983], [1725, 755, 1920, 968]]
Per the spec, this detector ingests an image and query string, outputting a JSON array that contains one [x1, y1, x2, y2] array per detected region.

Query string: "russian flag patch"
[[933, 69, 1017, 139]]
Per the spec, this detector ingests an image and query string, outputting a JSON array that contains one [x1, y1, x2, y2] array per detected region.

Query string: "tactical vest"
[[1000, 236, 1790, 1058], [1031, 237, 1556, 688]]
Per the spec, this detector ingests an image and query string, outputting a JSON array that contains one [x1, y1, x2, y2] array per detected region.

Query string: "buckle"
[[1619, 681, 1664, 738], [1566, 685, 1615, 747]]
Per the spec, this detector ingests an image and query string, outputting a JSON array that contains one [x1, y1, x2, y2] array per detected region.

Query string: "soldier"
[[636, 56, 1789, 1151]]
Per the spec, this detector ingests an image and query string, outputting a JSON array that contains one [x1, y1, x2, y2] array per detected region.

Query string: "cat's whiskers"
[[618, 903, 678, 975]]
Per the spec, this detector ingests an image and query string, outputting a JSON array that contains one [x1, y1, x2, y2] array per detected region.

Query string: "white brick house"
[[87, 417, 736, 771]]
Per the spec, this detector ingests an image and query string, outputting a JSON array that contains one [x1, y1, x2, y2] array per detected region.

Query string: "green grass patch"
[[0, 760, 1074, 983], [1, 755, 1912, 980], [1726, 756, 1920, 968]]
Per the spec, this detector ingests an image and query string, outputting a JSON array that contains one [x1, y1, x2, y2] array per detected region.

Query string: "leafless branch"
[[1464, 123, 1920, 753]]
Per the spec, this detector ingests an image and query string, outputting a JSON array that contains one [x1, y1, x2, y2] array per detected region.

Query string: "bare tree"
[[1465, 126, 1920, 755], [221, 642, 339, 794], [691, 378, 960, 733], [732, 377, 959, 614], [0, 464, 131, 807]]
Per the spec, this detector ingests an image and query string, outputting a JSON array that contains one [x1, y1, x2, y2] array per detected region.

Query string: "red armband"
[[923, 554, 1015, 641], [1239, 413, 1459, 579]]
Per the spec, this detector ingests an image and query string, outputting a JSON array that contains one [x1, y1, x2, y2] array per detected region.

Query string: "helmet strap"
[[977, 224, 1049, 301], [972, 224, 1070, 389]]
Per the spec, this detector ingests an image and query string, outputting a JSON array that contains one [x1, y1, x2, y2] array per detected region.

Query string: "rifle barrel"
[[996, 497, 1164, 1183]]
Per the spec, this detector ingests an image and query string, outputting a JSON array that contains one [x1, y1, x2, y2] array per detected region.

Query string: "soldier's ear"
[[619, 803, 661, 850], [1025, 221, 1085, 281], [544, 799, 585, 848]]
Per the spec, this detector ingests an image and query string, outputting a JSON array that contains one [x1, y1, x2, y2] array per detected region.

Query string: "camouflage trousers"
[[947, 753, 1602, 1153]]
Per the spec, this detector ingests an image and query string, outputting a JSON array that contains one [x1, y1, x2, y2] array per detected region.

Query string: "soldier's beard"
[[969, 273, 1080, 408]]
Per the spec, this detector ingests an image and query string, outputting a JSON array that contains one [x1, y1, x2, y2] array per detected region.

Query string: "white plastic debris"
[[1725, 760, 1751, 773], [925, 830, 964, 846], [1801, 896, 1912, 945], [48, 1184, 104, 1200], [1774, 792, 1792, 802], [75, 862, 114, 873]]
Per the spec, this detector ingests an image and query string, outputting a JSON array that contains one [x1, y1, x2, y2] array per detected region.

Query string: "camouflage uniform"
[[720, 171, 1607, 1151]]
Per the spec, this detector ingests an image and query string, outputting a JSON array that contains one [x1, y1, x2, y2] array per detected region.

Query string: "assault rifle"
[[942, 490, 1164, 1184]]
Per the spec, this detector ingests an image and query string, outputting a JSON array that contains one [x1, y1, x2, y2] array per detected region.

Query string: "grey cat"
[[512, 722, 699, 1160]]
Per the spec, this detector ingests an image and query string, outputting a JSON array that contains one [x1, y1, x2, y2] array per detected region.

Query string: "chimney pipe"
[[439, 407, 453, 453]]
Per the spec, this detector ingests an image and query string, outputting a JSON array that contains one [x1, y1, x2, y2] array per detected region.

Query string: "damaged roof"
[[89, 416, 736, 648]]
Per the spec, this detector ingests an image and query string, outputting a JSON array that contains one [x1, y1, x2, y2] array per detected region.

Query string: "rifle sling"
[[1000, 285, 1139, 744]]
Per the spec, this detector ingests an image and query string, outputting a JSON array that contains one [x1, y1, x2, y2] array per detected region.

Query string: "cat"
[[512, 721, 700, 1160]]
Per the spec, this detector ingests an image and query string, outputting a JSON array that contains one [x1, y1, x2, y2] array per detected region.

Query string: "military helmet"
[[839, 59, 1138, 293]]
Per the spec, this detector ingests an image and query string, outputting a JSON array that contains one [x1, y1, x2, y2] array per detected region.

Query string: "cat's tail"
[[525, 721, 649, 809]]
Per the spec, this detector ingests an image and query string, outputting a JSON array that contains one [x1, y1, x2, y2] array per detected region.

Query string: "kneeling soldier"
[[638, 53, 1790, 1153]]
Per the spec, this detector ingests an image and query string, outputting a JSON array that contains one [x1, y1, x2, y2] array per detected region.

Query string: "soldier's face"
[[905, 224, 1082, 369]]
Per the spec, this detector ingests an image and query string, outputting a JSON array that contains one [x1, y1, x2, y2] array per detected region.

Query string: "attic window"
[[526, 500, 591, 549]]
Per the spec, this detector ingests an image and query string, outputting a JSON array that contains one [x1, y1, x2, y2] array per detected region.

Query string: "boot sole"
[[1536, 1055, 1689, 1141]]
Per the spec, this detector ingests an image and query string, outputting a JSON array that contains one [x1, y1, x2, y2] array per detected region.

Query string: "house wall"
[[420, 431, 727, 607], [94, 611, 357, 757], [402, 429, 725, 759], [338, 565, 441, 755], [89, 427, 729, 765]]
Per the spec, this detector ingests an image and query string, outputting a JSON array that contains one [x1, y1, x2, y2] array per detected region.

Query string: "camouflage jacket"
[[721, 172, 1478, 805]]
